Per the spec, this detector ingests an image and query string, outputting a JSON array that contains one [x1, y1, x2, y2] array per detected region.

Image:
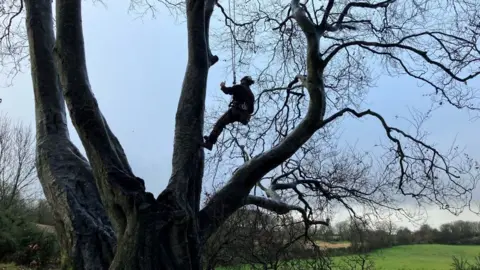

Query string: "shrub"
[[451, 255, 480, 270], [0, 231, 18, 256], [8, 228, 59, 268], [0, 208, 59, 268]]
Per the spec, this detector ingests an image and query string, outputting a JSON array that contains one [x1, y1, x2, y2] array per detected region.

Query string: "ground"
[[356, 244, 480, 270], [315, 240, 352, 249], [2, 243, 480, 269], [221, 244, 480, 269], [0, 263, 32, 270]]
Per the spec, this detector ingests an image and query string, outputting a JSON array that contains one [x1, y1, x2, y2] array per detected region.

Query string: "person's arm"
[[220, 81, 239, 95]]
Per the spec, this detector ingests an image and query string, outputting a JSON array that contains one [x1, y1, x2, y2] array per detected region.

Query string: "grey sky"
[[1, 0, 479, 229]]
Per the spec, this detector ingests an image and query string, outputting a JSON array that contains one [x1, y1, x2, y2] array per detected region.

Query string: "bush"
[[8, 228, 59, 268], [0, 208, 59, 268], [0, 231, 18, 256], [451, 255, 480, 270]]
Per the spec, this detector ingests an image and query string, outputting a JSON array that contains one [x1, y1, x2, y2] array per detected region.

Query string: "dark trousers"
[[206, 107, 251, 144]]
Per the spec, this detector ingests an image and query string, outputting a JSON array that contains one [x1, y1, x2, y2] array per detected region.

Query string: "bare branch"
[[0, 0, 28, 84], [319, 0, 335, 32], [0, 115, 36, 209], [324, 39, 480, 82], [244, 195, 329, 226], [336, 0, 396, 27]]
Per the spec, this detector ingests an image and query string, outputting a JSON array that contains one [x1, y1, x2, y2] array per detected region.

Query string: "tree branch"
[[336, 0, 396, 26], [205, 0, 219, 66], [54, 0, 151, 235], [318, 107, 467, 196], [324, 39, 480, 82], [318, 0, 335, 32], [160, 0, 218, 218], [233, 139, 283, 201], [290, 0, 317, 35], [244, 195, 329, 226]]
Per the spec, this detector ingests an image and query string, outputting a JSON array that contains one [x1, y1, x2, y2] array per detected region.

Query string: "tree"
[[395, 227, 413, 245], [0, 0, 478, 269], [413, 224, 436, 244], [34, 199, 55, 226], [0, 113, 36, 211]]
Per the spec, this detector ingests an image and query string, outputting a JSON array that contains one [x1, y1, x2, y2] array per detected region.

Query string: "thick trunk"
[[25, 0, 116, 269], [37, 138, 116, 270], [108, 207, 202, 270]]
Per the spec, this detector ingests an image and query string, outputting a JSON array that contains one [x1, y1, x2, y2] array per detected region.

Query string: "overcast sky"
[[1, 0, 479, 229]]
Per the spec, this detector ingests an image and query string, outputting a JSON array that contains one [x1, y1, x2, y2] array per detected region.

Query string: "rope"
[[228, 0, 237, 84]]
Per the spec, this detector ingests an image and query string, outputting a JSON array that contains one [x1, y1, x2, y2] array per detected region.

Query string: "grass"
[[220, 244, 480, 269], [0, 264, 26, 270], [355, 244, 480, 270]]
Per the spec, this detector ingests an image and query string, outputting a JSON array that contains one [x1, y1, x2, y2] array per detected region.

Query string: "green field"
[[343, 244, 480, 270], [221, 244, 480, 270]]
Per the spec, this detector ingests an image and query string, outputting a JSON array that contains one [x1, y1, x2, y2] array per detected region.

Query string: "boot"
[[202, 136, 213, 150]]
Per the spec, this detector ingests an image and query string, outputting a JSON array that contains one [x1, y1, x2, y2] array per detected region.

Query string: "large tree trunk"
[[107, 208, 202, 270], [25, 0, 116, 269]]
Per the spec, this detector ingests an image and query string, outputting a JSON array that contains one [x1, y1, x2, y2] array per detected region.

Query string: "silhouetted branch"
[[244, 195, 329, 226]]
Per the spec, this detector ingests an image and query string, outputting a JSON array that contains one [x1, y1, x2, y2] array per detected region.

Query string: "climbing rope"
[[228, 0, 237, 84]]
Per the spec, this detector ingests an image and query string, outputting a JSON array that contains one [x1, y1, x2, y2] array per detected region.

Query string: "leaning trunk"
[[25, 0, 116, 268]]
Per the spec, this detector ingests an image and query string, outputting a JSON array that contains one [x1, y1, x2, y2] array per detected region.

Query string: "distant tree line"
[[313, 218, 480, 253], [396, 222, 480, 246]]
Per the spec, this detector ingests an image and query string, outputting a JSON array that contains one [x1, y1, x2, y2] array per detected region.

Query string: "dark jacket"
[[221, 84, 255, 114]]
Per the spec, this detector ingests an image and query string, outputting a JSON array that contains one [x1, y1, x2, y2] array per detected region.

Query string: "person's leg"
[[238, 112, 251, 125], [231, 107, 251, 125], [203, 109, 236, 150]]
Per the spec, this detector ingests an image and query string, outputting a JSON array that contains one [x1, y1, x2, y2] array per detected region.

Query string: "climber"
[[202, 76, 255, 150]]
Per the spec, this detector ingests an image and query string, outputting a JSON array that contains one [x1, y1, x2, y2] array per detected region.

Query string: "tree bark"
[[25, 0, 116, 269]]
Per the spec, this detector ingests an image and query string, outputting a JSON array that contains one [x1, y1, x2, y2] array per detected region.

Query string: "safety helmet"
[[240, 76, 255, 85]]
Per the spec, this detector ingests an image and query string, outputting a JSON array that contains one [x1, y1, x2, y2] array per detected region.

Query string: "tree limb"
[[54, 0, 153, 236], [159, 0, 219, 220], [205, 0, 219, 66], [318, 107, 467, 195], [324, 39, 480, 82], [244, 195, 329, 226], [318, 0, 335, 32], [290, 0, 317, 35], [336, 0, 396, 26], [233, 139, 283, 201], [25, 0, 115, 267]]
